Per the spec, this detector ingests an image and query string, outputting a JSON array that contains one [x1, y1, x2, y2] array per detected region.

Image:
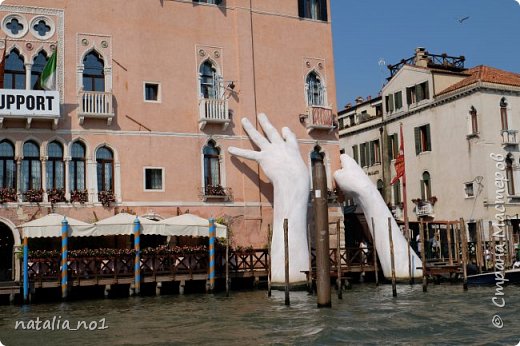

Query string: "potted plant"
[[47, 188, 66, 204], [98, 190, 116, 207], [70, 189, 89, 204], [23, 188, 43, 203], [0, 187, 17, 203]]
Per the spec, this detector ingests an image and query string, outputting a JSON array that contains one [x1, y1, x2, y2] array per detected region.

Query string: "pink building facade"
[[0, 0, 339, 281]]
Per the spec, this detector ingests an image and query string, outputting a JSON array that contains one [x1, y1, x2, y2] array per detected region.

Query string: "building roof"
[[437, 65, 520, 96]]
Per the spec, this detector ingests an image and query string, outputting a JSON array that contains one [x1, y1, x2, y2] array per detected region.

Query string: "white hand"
[[229, 114, 310, 284], [334, 154, 422, 279]]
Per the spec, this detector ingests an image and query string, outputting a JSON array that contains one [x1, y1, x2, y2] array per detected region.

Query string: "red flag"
[[390, 123, 405, 185], [0, 42, 5, 89]]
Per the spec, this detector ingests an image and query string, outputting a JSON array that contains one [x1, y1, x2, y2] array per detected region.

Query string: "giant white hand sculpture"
[[334, 154, 423, 279], [228, 114, 310, 284]]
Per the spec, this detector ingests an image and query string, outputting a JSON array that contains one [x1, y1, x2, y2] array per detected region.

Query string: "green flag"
[[40, 50, 57, 90]]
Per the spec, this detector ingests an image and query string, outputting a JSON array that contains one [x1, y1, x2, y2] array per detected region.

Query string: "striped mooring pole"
[[134, 217, 141, 295], [208, 218, 216, 291], [61, 217, 69, 299], [23, 236, 28, 303]]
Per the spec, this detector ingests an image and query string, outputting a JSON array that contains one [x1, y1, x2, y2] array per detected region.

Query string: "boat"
[[467, 268, 520, 286]]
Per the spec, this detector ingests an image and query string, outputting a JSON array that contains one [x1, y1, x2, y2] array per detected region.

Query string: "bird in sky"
[[457, 16, 470, 23]]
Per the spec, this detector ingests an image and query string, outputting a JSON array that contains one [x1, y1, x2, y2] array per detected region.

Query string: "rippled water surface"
[[0, 285, 518, 345]]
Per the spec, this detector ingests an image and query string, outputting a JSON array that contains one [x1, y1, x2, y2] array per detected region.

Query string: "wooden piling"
[[284, 219, 290, 306], [388, 217, 397, 297], [226, 226, 230, 297], [447, 222, 453, 265], [489, 221, 496, 269], [371, 217, 379, 286], [336, 220, 342, 299], [475, 220, 483, 274], [460, 218, 468, 291], [406, 217, 413, 285], [267, 224, 272, 297], [306, 224, 313, 294], [419, 222, 427, 292]]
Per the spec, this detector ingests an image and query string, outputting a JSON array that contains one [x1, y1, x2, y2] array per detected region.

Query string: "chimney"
[[415, 47, 429, 68], [367, 96, 372, 101], [355, 96, 364, 105], [345, 103, 352, 109]]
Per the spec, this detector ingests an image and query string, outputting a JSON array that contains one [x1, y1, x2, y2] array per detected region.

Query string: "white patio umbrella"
[[152, 213, 227, 238]]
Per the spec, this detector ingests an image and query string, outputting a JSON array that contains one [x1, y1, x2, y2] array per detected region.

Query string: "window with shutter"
[[352, 145, 359, 164]]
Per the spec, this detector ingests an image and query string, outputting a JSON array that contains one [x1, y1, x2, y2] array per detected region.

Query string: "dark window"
[[377, 179, 384, 197], [193, 0, 222, 4], [22, 141, 41, 192], [306, 72, 324, 106], [31, 51, 48, 90], [370, 140, 380, 165], [145, 168, 163, 190], [421, 171, 431, 200], [414, 124, 431, 154], [0, 140, 16, 189], [145, 83, 159, 101], [96, 146, 113, 192], [4, 49, 25, 90], [375, 104, 383, 116], [352, 145, 359, 164], [393, 181, 401, 205], [506, 157, 515, 195], [464, 182, 474, 197], [469, 106, 478, 134], [394, 91, 403, 110], [203, 140, 220, 188], [200, 61, 219, 99], [388, 133, 398, 160], [83, 51, 105, 92], [6, 18, 24, 35], [407, 81, 429, 105], [298, 0, 328, 21], [500, 97, 508, 131], [360, 143, 368, 167], [385, 94, 394, 113], [33, 20, 51, 37], [46, 141, 64, 190], [70, 141, 86, 192]]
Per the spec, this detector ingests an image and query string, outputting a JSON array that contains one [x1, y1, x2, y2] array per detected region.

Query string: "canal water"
[[0, 284, 518, 345]]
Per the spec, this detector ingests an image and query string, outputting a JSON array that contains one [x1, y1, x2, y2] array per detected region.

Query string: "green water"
[[0, 285, 518, 345]]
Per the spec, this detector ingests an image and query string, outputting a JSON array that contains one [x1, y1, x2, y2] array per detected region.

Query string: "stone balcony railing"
[[415, 202, 434, 217], [78, 90, 115, 125], [501, 129, 518, 146], [304, 106, 335, 133], [198, 98, 230, 130]]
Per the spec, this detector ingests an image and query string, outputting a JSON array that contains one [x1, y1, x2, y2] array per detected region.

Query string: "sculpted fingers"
[[258, 113, 283, 144], [281, 127, 298, 149], [228, 147, 261, 161], [241, 117, 270, 150]]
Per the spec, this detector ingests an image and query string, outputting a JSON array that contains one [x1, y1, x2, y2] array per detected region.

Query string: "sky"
[[331, 0, 520, 109]]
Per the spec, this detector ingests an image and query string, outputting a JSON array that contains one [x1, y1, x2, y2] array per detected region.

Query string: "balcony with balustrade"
[[501, 129, 518, 146], [78, 91, 115, 125], [303, 105, 335, 133], [198, 98, 230, 130]]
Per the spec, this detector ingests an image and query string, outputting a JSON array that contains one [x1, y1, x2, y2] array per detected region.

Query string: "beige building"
[[0, 0, 339, 282], [339, 47, 520, 241]]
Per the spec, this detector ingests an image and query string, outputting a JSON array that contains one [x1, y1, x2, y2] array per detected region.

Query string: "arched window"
[[203, 140, 221, 190], [46, 141, 64, 191], [70, 141, 86, 192], [31, 51, 48, 90], [22, 141, 41, 192], [199, 61, 220, 99], [96, 146, 113, 192], [83, 51, 105, 92], [506, 156, 515, 195], [0, 140, 16, 190], [4, 49, 25, 89], [421, 171, 431, 200], [500, 97, 509, 131], [306, 72, 325, 106]]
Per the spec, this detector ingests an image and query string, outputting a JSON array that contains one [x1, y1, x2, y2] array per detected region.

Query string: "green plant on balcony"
[[98, 190, 115, 207], [0, 187, 17, 203], [70, 189, 89, 204], [411, 196, 437, 206], [47, 188, 66, 204], [205, 184, 227, 196], [23, 188, 44, 203]]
